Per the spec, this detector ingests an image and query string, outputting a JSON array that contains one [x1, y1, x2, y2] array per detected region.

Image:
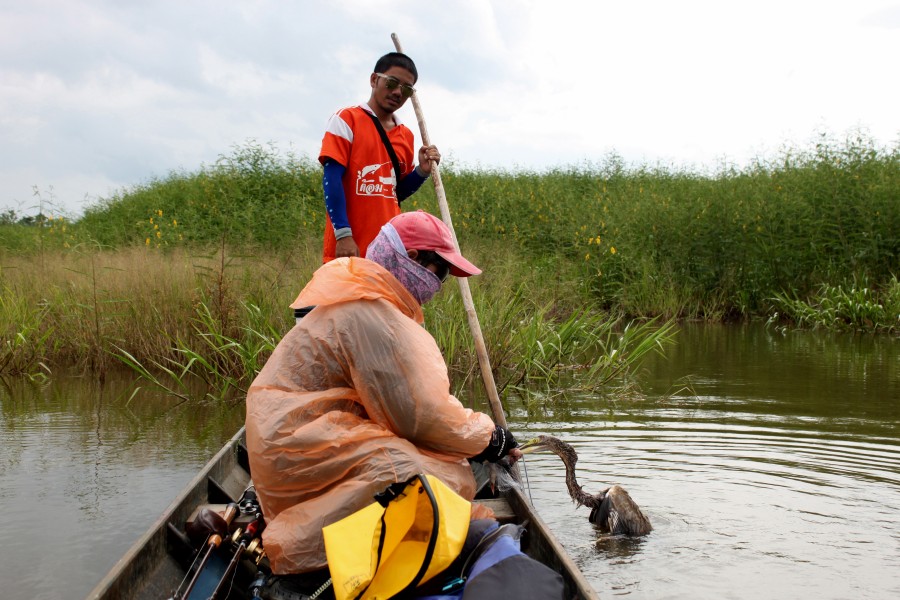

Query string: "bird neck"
[[565, 472, 598, 508]]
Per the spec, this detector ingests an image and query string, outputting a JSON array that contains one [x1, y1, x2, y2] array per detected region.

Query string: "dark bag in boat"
[[415, 519, 565, 599]]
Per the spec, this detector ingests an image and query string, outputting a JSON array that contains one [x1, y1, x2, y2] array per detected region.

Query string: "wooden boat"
[[86, 427, 598, 600]]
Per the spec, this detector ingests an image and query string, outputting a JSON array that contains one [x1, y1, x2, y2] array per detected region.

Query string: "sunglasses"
[[375, 73, 416, 98], [415, 250, 451, 282]]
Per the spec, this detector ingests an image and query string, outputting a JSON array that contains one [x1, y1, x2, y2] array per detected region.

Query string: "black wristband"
[[470, 426, 518, 463]]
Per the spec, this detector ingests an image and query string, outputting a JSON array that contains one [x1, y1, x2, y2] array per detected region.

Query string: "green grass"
[[1, 132, 896, 397], [7, 133, 894, 321], [771, 276, 900, 333], [0, 240, 676, 405]]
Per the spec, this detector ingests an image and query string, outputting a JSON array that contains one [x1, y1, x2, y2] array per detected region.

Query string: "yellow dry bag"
[[322, 474, 471, 600]]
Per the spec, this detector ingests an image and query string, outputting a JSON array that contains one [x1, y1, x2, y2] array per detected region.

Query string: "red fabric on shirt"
[[319, 104, 415, 262]]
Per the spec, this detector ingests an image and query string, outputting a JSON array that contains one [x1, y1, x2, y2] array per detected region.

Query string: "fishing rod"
[[172, 503, 239, 600], [209, 514, 265, 599]]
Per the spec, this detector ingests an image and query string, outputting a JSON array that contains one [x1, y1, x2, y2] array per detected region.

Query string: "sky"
[[2, 0, 898, 218]]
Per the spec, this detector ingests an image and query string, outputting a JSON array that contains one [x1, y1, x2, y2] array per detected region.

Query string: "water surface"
[[513, 323, 899, 598], [0, 373, 245, 599], [1, 323, 897, 599]]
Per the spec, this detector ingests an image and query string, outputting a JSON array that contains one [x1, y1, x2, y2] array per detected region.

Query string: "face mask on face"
[[366, 224, 442, 305]]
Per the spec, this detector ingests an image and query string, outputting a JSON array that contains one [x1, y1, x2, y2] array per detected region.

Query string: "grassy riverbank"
[[8, 134, 898, 315], [2, 134, 897, 389], [0, 241, 675, 404]]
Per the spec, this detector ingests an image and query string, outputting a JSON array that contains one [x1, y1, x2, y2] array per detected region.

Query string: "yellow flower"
[[145, 237, 150, 246], [156, 230, 162, 238], [585, 253, 590, 261], [173, 219, 177, 227], [610, 246, 616, 254], [157, 209, 163, 217]]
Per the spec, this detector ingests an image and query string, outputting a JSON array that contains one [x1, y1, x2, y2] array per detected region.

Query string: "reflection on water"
[[512, 324, 900, 599], [1, 324, 898, 599], [0, 371, 244, 600]]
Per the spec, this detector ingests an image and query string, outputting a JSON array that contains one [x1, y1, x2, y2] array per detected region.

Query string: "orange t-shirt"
[[319, 104, 415, 262]]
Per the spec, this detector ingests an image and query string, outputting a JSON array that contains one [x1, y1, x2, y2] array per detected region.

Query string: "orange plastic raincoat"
[[245, 257, 495, 574]]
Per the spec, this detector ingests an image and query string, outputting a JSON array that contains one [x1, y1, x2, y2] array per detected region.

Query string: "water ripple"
[[518, 421, 900, 599]]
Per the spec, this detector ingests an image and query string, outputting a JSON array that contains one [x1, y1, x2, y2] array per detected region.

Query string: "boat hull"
[[86, 427, 597, 599]]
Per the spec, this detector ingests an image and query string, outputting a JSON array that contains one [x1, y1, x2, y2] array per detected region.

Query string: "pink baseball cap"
[[389, 210, 482, 277]]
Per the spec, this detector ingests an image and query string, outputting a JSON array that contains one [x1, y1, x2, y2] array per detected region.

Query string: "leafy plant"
[[771, 276, 900, 333]]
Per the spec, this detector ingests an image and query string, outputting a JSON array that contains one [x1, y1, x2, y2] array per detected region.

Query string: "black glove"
[[470, 425, 518, 463]]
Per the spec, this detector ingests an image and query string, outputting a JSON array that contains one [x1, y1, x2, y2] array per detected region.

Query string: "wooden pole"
[[391, 33, 508, 429]]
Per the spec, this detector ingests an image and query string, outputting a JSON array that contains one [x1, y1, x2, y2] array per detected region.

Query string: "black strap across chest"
[[365, 111, 403, 204]]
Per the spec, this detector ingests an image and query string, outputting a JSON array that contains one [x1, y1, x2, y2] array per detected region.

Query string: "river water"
[[1, 323, 898, 599]]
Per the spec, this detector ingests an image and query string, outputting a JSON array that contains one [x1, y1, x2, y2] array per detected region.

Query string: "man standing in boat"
[[246, 210, 520, 575], [319, 52, 441, 262]]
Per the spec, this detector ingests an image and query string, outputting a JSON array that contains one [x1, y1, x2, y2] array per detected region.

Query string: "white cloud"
[[1, 0, 897, 216]]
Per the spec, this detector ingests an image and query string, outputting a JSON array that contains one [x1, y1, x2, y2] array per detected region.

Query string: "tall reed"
[[10, 132, 894, 322], [1, 239, 676, 404], [771, 276, 900, 333], [0, 281, 51, 377], [0, 245, 315, 377], [2, 131, 896, 393]]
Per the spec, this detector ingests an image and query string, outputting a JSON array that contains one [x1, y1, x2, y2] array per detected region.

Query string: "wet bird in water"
[[520, 434, 652, 536]]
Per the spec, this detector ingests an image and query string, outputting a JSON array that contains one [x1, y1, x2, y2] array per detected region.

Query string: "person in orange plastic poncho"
[[245, 210, 521, 576]]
